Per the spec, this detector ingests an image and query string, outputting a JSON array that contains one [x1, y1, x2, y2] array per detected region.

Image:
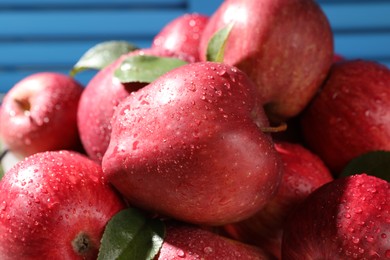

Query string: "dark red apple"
[[157, 221, 274, 259], [102, 61, 282, 225], [152, 13, 209, 61], [0, 72, 83, 158], [224, 141, 333, 258], [0, 150, 126, 259], [199, 0, 334, 122], [300, 60, 390, 174], [281, 173, 390, 259], [77, 48, 192, 162]]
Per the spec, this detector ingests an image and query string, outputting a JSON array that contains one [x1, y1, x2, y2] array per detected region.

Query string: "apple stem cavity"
[[14, 97, 31, 115], [72, 232, 94, 256], [260, 122, 288, 133]]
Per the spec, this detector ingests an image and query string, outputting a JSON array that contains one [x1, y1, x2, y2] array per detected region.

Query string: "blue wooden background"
[[1, 0, 390, 93]]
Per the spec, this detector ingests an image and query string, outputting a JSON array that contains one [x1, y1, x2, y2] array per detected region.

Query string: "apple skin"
[[223, 141, 333, 259], [199, 0, 334, 122], [102, 61, 282, 225], [152, 13, 209, 62], [300, 60, 390, 174], [0, 72, 83, 158], [281, 173, 390, 259], [0, 150, 126, 260], [77, 48, 194, 163], [156, 221, 275, 260]]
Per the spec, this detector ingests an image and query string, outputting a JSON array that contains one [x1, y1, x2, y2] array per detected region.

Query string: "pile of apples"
[[0, 0, 389, 259]]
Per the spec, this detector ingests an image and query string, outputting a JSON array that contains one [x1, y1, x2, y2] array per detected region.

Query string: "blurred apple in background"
[[224, 141, 333, 259], [300, 59, 390, 175], [152, 13, 209, 61], [199, 0, 334, 123], [102, 61, 282, 225], [282, 173, 390, 259], [0, 72, 83, 158]]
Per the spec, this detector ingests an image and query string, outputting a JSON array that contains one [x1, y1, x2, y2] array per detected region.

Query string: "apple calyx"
[[72, 232, 95, 256]]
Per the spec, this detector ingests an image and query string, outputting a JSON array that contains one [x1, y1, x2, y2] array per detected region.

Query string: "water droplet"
[[203, 247, 213, 254], [177, 249, 185, 258]]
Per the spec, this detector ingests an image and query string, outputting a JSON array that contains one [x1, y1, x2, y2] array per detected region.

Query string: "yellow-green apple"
[[0, 72, 83, 158], [224, 141, 333, 258], [102, 61, 283, 225], [77, 48, 192, 162], [156, 221, 274, 259], [281, 173, 390, 259], [199, 0, 334, 122], [152, 13, 209, 61], [0, 150, 125, 259], [300, 60, 390, 174]]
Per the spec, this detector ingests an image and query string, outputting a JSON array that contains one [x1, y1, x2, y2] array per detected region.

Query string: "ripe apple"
[[77, 48, 193, 162], [0, 150, 126, 259], [300, 60, 390, 174], [199, 0, 334, 122], [0, 72, 83, 158], [152, 13, 209, 61], [102, 61, 283, 225], [157, 221, 274, 259], [281, 173, 390, 259], [224, 141, 333, 258]]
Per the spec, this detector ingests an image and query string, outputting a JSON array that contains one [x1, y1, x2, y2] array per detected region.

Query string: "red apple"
[[152, 13, 209, 61], [199, 0, 334, 122], [0, 150, 126, 259], [102, 61, 282, 225], [300, 60, 390, 174], [157, 221, 274, 259], [0, 72, 83, 158], [77, 48, 193, 162], [281, 173, 390, 259], [224, 141, 333, 258]]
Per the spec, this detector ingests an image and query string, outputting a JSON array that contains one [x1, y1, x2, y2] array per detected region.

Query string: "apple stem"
[[0, 149, 8, 162], [260, 122, 287, 133]]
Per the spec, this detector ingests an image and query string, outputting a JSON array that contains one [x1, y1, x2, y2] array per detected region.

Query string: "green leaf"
[[206, 22, 234, 63], [340, 150, 390, 181], [70, 41, 139, 77], [97, 208, 165, 260], [114, 55, 188, 84]]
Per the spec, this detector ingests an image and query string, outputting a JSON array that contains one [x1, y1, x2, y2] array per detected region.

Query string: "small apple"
[[152, 13, 209, 61], [300, 59, 390, 174], [0, 150, 126, 259], [0, 72, 83, 158], [224, 141, 333, 258], [77, 48, 192, 162], [281, 173, 390, 259], [157, 221, 274, 259], [102, 61, 283, 225], [199, 0, 334, 122]]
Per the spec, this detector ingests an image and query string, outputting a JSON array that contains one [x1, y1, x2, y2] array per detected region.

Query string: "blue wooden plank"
[[320, 3, 390, 31], [188, 0, 221, 15], [0, 10, 186, 38], [0, 69, 97, 93], [0, 0, 185, 6], [0, 40, 151, 67]]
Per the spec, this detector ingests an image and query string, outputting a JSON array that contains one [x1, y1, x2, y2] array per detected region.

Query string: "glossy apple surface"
[[301, 60, 390, 174], [0, 150, 125, 259], [282, 174, 390, 259], [102, 61, 282, 225], [0, 72, 83, 157], [224, 141, 333, 258]]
